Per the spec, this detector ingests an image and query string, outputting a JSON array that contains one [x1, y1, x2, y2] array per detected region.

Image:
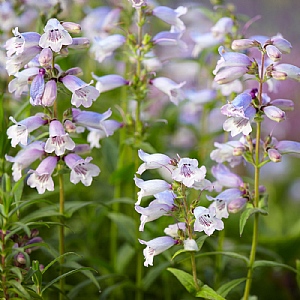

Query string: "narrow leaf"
[[195, 285, 225, 299], [217, 278, 246, 297], [240, 207, 268, 236], [253, 260, 297, 273]]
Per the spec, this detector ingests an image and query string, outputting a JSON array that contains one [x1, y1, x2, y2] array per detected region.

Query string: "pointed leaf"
[[217, 278, 246, 297], [240, 207, 268, 236], [253, 260, 297, 273], [8, 280, 31, 299], [195, 285, 225, 299]]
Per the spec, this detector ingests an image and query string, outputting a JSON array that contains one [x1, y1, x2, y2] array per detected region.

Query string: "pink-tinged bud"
[[64, 119, 76, 132], [38, 48, 53, 67], [227, 197, 247, 213], [270, 70, 287, 80], [271, 35, 292, 54], [16, 253, 26, 265], [270, 99, 294, 111], [263, 105, 285, 122], [265, 45, 282, 62], [65, 67, 83, 76], [214, 66, 248, 84], [267, 148, 282, 162], [259, 185, 267, 194], [61, 21, 81, 34], [41, 79, 57, 107], [68, 38, 90, 49], [233, 146, 245, 156], [231, 39, 255, 51]]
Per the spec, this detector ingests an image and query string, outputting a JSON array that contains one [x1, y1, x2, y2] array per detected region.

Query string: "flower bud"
[[271, 35, 292, 54], [68, 38, 90, 49], [41, 79, 57, 107], [270, 99, 294, 111], [227, 197, 247, 213], [272, 64, 300, 81], [16, 253, 26, 265], [231, 39, 255, 51], [64, 119, 76, 132], [233, 146, 245, 156], [267, 148, 282, 163], [38, 48, 53, 68], [270, 70, 287, 80], [259, 185, 267, 194], [65, 67, 83, 76], [61, 21, 81, 34], [265, 45, 282, 62], [214, 66, 248, 84], [263, 105, 285, 122], [183, 239, 199, 251]]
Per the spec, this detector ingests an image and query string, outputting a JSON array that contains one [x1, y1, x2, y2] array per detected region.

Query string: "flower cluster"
[[134, 150, 249, 266], [5, 18, 122, 194]]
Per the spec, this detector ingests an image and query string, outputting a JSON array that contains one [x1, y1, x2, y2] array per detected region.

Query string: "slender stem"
[[243, 51, 265, 299], [1, 229, 9, 299], [58, 167, 65, 300]]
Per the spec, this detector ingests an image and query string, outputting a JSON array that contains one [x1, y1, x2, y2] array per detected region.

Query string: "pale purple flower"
[[27, 156, 59, 194], [265, 45, 282, 62], [90, 34, 126, 63], [214, 66, 249, 85], [5, 141, 45, 181], [8, 67, 39, 98], [270, 99, 294, 111], [207, 188, 243, 219], [153, 31, 182, 46], [139, 236, 177, 267], [263, 105, 285, 122], [270, 34, 292, 54], [275, 140, 300, 154], [137, 149, 172, 175], [7, 115, 47, 147], [72, 108, 112, 134], [194, 206, 224, 236], [210, 141, 244, 167], [267, 148, 282, 162], [41, 79, 57, 107], [151, 77, 186, 105], [45, 120, 75, 156], [164, 222, 186, 238], [271, 64, 300, 81], [61, 75, 100, 108], [38, 48, 53, 67], [30, 68, 45, 106], [211, 17, 233, 39], [134, 176, 172, 205], [185, 89, 217, 105], [183, 239, 199, 251], [67, 38, 90, 49], [152, 6, 187, 33], [190, 32, 223, 57], [61, 21, 81, 34], [91, 73, 129, 94], [172, 158, 206, 187], [39, 18, 73, 52], [135, 195, 175, 231], [231, 39, 256, 51], [227, 197, 247, 213], [211, 164, 243, 188], [64, 153, 100, 186], [5, 27, 41, 57], [87, 120, 122, 148]]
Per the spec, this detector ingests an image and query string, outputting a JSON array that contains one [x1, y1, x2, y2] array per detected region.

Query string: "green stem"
[[1, 229, 9, 299], [58, 167, 65, 300]]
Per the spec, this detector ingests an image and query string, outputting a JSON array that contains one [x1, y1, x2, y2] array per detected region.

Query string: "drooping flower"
[[61, 75, 100, 108], [172, 158, 206, 187], [39, 18, 73, 52], [27, 156, 59, 194], [151, 77, 186, 105], [134, 176, 172, 205], [211, 164, 243, 189], [5, 141, 45, 181], [91, 73, 129, 94], [193, 206, 224, 236], [45, 120, 75, 156], [7, 115, 47, 147], [164, 222, 186, 237], [139, 236, 177, 267], [64, 153, 100, 186], [137, 149, 172, 175]]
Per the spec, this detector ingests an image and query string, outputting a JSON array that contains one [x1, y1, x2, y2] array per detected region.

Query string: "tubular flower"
[[30, 68, 46, 106], [45, 120, 75, 156], [27, 156, 59, 194], [139, 236, 177, 267], [64, 153, 100, 186], [61, 75, 100, 108], [172, 158, 206, 187], [92, 73, 129, 94], [164, 222, 186, 238], [7, 115, 47, 147], [39, 18, 73, 52], [193, 206, 224, 236], [211, 164, 243, 189], [137, 149, 172, 175]]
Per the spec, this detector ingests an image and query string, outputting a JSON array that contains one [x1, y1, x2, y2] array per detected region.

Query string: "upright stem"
[[242, 52, 265, 299], [58, 166, 65, 300], [1, 229, 8, 299]]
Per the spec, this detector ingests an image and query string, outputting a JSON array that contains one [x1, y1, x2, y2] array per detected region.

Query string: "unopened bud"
[[265, 45, 282, 62], [183, 239, 199, 251], [39, 48, 53, 67], [68, 38, 90, 49], [270, 99, 294, 111], [271, 35, 292, 54], [270, 70, 287, 80], [64, 119, 76, 132], [267, 148, 282, 162], [16, 253, 26, 265], [42, 79, 57, 107], [231, 39, 255, 51], [263, 105, 285, 122], [227, 197, 247, 213], [61, 21, 81, 34], [233, 146, 244, 156], [259, 185, 267, 194]]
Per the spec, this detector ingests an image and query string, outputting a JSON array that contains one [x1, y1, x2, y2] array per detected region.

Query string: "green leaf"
[[253, 260, 297, 273], [167, 267, 199, 294], [296, 260, 300, 288], [240, 207, 268, 236], [115, 243, 135, 274], [195, 251, 249, 265], [142, 262, 171, 290], [41, 267, 96, 294], [195, 285, 225, 299], [8, 280, 31, 299], [217, 278, 246, 297]]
